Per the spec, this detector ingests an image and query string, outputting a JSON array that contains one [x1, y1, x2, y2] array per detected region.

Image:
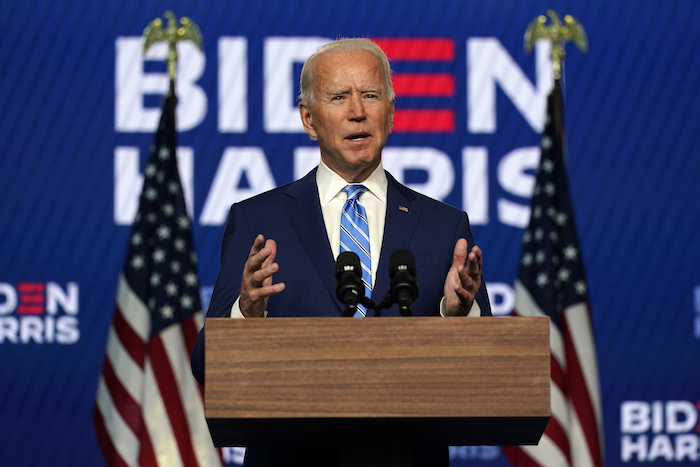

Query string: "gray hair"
[[298, 38, 394, 106]]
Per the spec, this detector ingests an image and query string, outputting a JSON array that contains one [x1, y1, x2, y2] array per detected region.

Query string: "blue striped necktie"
[[340, 185, 371, 317]]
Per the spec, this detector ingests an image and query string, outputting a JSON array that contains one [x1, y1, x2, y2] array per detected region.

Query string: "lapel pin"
[[399, 206, 409, 212]]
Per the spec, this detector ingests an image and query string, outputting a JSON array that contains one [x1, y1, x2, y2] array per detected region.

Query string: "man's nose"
[[348, 95, 366, 121]]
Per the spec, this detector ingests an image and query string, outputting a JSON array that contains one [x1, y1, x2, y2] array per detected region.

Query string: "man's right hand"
[[239, 234, 286, 317]]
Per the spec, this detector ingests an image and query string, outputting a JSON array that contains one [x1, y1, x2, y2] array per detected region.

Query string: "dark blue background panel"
[[1, 0, 700, 465]]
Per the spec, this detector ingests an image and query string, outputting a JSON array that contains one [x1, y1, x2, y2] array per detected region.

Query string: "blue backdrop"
[[1, 0, 699, 465]]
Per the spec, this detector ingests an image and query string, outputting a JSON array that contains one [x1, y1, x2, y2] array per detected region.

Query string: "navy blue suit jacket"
[[192, 168, 491, 384]]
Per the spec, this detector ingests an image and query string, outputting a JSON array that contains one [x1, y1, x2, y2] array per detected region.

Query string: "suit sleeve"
[[191, 204, 253, 385]]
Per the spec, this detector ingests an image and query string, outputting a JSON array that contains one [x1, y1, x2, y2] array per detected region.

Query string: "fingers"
[[452, 238, 468, 272], [465, 246, 482, 278], [245, 237, 281, 285], [452, 281, 473, 306], [260, 238, 278, 269], [453, 239, 482, 275], [451, 241, 483, 310], [240, 235, 285, 317], [246, 277, 285, 302], [245, 237, 278, 279], [443, 266, 474, 316], [246, 234, 268, 270]]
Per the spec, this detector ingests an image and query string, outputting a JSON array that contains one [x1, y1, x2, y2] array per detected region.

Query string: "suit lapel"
[[283, 170, 341, 313], [373, 174, 420, 302], [281, 170, 421, 315]]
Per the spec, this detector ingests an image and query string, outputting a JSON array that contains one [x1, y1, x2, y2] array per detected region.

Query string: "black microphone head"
[[335, 251, 362, 279], [389, 248, 416, 278], [389, 248, 418, 308], [335, 251, 364, 309]]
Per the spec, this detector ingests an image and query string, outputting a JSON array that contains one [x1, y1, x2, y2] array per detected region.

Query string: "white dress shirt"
[[317, 159, 387, 292]]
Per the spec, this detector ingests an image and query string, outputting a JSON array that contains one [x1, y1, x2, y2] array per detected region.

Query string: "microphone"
[[335, 251, 365, 316], [389, 249, 418, 316]]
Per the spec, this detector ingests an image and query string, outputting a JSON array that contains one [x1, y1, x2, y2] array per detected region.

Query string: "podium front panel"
[[205, 316, 549, 446]]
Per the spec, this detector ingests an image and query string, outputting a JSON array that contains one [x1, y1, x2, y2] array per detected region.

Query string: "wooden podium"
[[205, 316, 550, 465]]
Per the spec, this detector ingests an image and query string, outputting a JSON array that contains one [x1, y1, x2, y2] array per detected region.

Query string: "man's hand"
[[239, 234, 285, 317], [443, 238, 483, 316]]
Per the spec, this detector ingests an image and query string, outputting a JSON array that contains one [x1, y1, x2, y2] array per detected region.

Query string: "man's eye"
[[332, 96, 344, 101]]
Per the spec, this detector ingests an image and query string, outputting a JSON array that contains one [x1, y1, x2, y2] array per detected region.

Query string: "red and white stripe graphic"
[[375, 38, 456, 132]]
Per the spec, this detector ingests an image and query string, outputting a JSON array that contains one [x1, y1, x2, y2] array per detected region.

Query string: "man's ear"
[[388, 101, 395, 133], [298, 101, 318, 139]]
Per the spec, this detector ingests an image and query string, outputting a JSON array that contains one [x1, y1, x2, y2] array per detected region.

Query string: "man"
[[191, 38, 491, 466]]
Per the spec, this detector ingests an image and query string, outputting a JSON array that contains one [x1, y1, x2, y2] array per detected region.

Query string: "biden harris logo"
[[0, 282, 80, 344], [621, 400, 700, 462], [115, 35, 554, 229]]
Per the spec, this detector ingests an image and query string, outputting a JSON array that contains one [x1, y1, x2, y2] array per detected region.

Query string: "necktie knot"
[[345, 184, 367, 202]]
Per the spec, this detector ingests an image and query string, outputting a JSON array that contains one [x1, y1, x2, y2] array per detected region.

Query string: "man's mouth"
[[346, 133, 369, 141]]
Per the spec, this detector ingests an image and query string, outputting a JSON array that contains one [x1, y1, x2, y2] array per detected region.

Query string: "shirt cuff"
[[439, 297, 481, 317], [230, 296, 268, 318]]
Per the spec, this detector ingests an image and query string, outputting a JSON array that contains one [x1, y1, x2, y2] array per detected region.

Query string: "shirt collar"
[[317, 159, 388, 207]]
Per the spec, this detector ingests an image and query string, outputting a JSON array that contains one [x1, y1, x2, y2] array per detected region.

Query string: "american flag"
[[94, 91, 222, 467], [503, 80, 604, 467]]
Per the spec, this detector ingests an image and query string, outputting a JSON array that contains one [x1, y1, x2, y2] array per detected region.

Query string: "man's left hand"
[[443, 238, 482, 316]]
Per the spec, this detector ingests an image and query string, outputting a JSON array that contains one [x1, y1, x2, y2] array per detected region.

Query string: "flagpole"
[[524, 10, 586, 163], [551, 79, 565, 161]]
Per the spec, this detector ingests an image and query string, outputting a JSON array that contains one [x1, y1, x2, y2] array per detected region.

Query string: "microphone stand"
[[342, 295, 411, 317]]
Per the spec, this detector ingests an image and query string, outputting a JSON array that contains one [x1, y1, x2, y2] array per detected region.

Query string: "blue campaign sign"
[[1, 0, 700, 465]]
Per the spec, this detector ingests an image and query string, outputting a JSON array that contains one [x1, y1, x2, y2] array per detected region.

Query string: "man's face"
[[299, 50, 394, 183]]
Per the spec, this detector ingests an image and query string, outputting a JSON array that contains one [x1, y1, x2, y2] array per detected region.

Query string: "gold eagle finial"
[[525, 10, 587, 80], [142, 11, 203, 82]]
